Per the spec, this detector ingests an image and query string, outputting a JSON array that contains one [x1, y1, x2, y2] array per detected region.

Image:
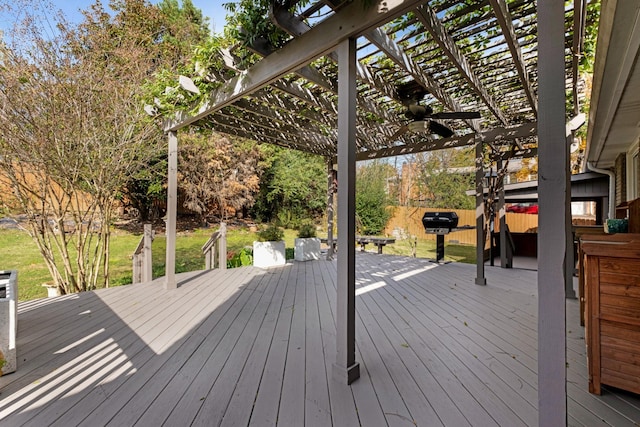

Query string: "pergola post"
[[333, 37, 360, 385], [326, 158, 336, 261], [498, 160, 509, 268], [565, 134, 576, 299], [537, 0, 568, 424], [165, 130, 178, 290], [475, 141, 486, 285]]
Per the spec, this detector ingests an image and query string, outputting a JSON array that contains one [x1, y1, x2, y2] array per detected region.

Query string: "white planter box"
[[253, 241, 286, 268], [294, 238, 321, 261]]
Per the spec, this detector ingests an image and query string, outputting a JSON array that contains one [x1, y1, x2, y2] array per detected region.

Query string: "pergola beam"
[[488, 0, 538, 116], [355, 121, 536, 161], [165, 0, 426, 131]]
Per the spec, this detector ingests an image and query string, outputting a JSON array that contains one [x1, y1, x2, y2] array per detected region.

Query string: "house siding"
[[615, 153, 627, 206]]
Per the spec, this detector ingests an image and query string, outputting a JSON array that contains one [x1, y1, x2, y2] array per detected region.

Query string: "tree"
[[178, 131, 262, 222], [356, 161, 393, 235], [252, 147, 326, 228], [0, 0, 206, 293], [414, 148, 475, 210], [119, 0, 210, 220]]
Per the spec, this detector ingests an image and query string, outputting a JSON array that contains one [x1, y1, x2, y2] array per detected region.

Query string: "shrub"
[[356, 162, 393, 235], [285, 247, 294, 260], [297, 222, 316, 238], [256, 224, 284, 242], [227, 248, 253, 268]]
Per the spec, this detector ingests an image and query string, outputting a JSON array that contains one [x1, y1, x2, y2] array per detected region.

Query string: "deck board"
[[2, 253, 640, 426], [313, 259, 361, 427], [248, 264, 295, 427]]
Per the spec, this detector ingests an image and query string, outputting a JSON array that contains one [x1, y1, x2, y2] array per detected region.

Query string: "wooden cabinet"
[[581, 234, 640, 395]]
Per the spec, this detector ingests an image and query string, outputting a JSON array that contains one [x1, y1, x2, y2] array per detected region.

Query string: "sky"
[[0, 0, 232, 35]]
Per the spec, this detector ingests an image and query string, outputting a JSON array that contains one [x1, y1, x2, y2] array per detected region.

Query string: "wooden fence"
[[385, 206, 540, 245]]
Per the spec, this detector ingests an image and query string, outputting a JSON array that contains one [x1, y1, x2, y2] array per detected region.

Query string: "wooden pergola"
[[162, 1, 587, 425]]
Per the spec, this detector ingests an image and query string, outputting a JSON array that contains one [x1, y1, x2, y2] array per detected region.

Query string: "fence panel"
[[385, 206, 539, 245]]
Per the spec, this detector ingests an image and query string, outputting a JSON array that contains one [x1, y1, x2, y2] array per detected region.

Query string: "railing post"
[[211, 244, 217, 269], [132, 253, 141, 284], [205, 246, 212, 269], [219, 222, 227, 270], [143, 223, 153, 283]]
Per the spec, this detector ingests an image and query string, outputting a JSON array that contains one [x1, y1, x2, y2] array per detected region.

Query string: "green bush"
[[285, 247, 294, 260], [297, 222, 316, 238], [356, 162, 393, 235], [256, 224, 284, 242], [227, 248, 253, 268]]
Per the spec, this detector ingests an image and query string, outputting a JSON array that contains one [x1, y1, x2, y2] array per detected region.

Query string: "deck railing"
[[132, 224, 154, 284], [202, 222, 227, 270]]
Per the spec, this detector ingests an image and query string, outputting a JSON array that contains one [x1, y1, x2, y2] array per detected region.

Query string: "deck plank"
[[276, 261, 307, 426], [302, 262, 332, 427], [3, 254, 640, 426], [120, 268, 268, 427], [361, 270, 533, 426], [357, 261, 500, 426], [319, 259, 390, 427], [247, 264, 296, 426], [313, 260, 361, 427], [219, 265, 293, 427], [73, 267, 262, 426], [121, 267, 260, 426], [1, 274, 220, 425], [191, 266, 288, 427]]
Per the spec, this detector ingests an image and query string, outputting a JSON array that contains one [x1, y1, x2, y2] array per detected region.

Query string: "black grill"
[[422, 212, 459, 234]]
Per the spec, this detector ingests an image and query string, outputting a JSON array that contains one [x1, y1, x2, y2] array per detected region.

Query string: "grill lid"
[[422, 212, 459, 232]]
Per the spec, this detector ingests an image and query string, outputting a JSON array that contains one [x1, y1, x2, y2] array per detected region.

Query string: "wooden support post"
[[537, 0, 568, 424], [143, 223, 153, 283], [165, 131, 178, 290], [565, 133, 576, 300], [475, 141, 486, 285], [219, 222, 227, 270], [333, 37, 360, 385], [327, 158, 335, 260], [498, 160, 508, 268]]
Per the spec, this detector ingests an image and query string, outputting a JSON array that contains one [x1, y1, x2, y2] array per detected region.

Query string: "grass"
[[0, 225, 476, 301], [384, 236, 477, 263]]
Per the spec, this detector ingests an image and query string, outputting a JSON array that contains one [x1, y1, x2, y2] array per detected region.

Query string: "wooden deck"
[[1, 253, 640, 426]]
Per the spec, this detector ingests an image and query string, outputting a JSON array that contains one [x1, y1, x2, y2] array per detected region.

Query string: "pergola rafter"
[[488, 0, 537, 116], [415, 5, 508, 125]]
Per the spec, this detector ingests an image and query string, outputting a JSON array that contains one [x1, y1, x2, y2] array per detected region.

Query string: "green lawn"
[[0, 226, 475, 301], [383, 236, 477, 263]]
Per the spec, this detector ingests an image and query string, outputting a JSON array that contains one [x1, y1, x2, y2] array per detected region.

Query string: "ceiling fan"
[[390, 80, 480, 140]]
